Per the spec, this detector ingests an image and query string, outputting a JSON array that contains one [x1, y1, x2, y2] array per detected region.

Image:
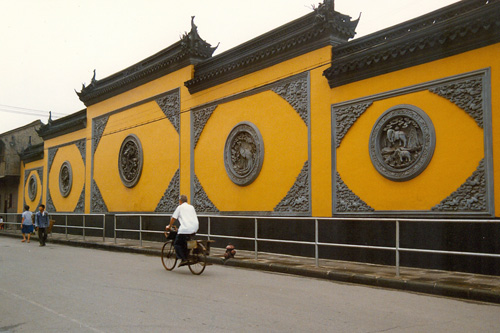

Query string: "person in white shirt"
[[166, 195, 199, 267]]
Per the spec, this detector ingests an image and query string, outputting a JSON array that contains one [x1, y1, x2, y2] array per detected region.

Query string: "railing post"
[[102, 214, 106, 242], [315, 219, 319, 267], [114, 215, 117, 244], [83, 215, 86, 241], [139, 215, 143, 247], [396, 220, 400, 277], [65, 215, 68, 240], [254, 218, 258, 260], [208, 216, 211, 241]]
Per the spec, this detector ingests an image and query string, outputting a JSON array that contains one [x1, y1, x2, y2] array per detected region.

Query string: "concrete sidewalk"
[[2, 229, 499, 304]]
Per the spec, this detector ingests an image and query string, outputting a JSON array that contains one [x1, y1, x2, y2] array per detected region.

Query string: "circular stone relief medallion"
[[28, 175, 37, 201], [224, 121, 264, 186], [369, 104, 436, 181], [59, 161, 73, 197], [118, 134, 143, 188]]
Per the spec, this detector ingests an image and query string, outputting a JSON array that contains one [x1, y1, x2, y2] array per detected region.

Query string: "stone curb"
[[2, 232, 499, 304]]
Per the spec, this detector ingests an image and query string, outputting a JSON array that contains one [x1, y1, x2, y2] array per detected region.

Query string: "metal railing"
[[114, 213, 500, 276], [3, 212, 499, 276], [0, 212, 106, 242]]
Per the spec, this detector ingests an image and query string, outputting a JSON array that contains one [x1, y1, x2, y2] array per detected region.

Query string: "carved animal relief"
[[28, 175, 37, 201], [369, 105, 435, 181], [59, 161, 73, 197], [224, 122, 264, 186], [118, 134, 143, 188]]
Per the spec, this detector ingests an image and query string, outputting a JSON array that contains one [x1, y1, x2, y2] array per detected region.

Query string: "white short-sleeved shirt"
[[172, 203, 199, 234]]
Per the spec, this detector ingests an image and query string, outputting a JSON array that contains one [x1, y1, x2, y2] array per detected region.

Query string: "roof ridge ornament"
[[312, 0, 359, 39], [180, 16, 218, 58]]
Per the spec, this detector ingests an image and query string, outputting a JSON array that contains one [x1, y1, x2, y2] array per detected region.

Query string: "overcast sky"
[[0, 0, 459, 134]]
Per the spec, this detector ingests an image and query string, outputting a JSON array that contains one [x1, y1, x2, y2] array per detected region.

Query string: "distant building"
[[0, 120, 42, 217]]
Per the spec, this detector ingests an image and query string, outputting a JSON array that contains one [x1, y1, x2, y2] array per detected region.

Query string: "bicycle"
[[161, 226, 214, 275]]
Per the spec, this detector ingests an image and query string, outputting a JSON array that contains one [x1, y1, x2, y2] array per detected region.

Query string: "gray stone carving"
[[429, 77, 483, 128], [36, 168, 43, 185], [274, 161, 310, 213], [75, 139, 86, 165], [155, 169, 180, 213], [46, 191, 56, 213], [271, 76, 309, 126], [432, 159, 486, 212], [118, 134, 143, 188], [74, 185, 85, 213], [335, 172, 374, 212], [333, 102, 372, 148], [28, 175, 37, 201], [224, 122, 264, 186], [91, 179, 108, 213], [193, 174, 219, 212], [23, 168, 44, 209], [47, 147, 58, 172], [193, 105, 217, 148], [156, 91, 180, 134], [369, 104, 435, 182], [59, 161, 73, 198], [92, 116, 109, 155]]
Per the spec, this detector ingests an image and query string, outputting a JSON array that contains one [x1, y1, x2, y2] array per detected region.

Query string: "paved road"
[[1, 237, 499, 332]]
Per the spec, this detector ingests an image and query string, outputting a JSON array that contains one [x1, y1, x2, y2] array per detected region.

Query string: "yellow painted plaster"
[[195, 90, 307, 211]]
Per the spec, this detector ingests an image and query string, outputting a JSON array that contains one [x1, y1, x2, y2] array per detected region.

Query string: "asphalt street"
[[1, 237, 499, 332]]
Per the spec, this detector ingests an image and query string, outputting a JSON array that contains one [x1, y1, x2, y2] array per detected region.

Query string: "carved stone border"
[[192, 174, 219, 213], [432, 159, 486, 212], [156, 90, 180, 134], [74, 185, 85, 213], [274, 161, 310, 213], [28, 174, 37, 201], [90, 179, 108, 213], [334, 172, 374, 212], [23, 167, 43, 210], [191, 72, 311, 215], [331, 69, 493, 216], [155, 169, 180, 213], [333, 102, 372, 148], [45, 139, 87, 212], [89, 88, 181, 213]]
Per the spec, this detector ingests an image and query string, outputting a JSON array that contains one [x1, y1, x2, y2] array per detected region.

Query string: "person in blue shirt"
[[21, 205, 34, 243], [35, 204, 50, 246]]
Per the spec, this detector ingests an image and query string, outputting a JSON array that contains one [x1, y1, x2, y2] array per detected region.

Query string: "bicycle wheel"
[[188, 246, 207, 275], [161, 241, 177, 271]]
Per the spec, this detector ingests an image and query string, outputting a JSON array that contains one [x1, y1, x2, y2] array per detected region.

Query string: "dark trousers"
[[38, 227, 48, 245], [174, 234, 189, 261]]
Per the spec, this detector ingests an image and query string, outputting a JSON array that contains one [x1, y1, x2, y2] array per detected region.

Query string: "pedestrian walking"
[[21, 205, 34, 243], [0, 216, 4, 230], [35, 204, 49, 246]]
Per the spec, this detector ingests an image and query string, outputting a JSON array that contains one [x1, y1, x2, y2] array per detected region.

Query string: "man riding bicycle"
[[166, 195, 199, 267]]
